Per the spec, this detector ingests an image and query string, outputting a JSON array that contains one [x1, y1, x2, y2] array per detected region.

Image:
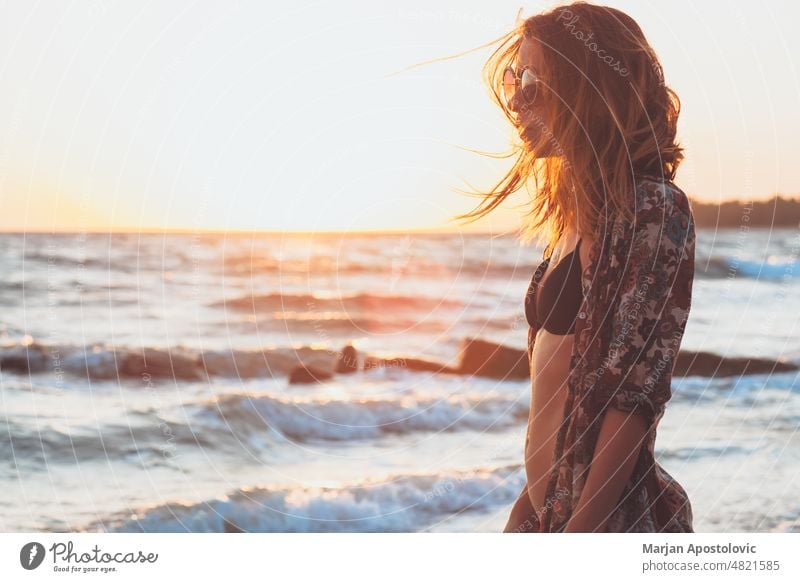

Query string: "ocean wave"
[[221, 252, 800, 282], [1, 389, 528, 467], [657, 444, 764, 461], [219, 253, 531, 279], [250, 313, 452, 335], [0, 340, 474, 381], [22, 252, 136, 273], [0, 342, 343, 381], [697, 255, 800, 280], [212, 292, 462, 313], [188, 390, 529, 442], [4, 339, 798, 384], [0, 418, 212, 467], [78, 464, 524, 532]]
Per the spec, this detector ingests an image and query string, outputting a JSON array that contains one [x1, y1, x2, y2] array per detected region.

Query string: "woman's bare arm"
[[562, 407, 648, 532]]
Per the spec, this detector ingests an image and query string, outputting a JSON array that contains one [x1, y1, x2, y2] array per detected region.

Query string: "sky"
[[0, 0, 798, 233]]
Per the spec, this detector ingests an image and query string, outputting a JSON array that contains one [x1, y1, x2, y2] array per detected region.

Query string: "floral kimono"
[[512, 176, 696, 533]]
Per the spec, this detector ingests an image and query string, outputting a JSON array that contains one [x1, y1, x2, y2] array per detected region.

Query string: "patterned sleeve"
[[594, 182, 696, 425]]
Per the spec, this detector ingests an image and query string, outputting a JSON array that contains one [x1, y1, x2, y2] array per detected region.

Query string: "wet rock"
[[456, 337, 529, 380], [0, 344, 49, 373], [674, 351, 798, 377], [363, 355, 459, 375], [223, 518, 244, 533], [117, 348, 205, 381], [201, 346, 337, 378], [288, 363, 333, 384], [200, 349, 271, 378], [336, 344, 359, 374]]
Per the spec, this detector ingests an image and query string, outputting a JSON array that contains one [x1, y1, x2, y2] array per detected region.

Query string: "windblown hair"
[[456, 1, 683, 257]]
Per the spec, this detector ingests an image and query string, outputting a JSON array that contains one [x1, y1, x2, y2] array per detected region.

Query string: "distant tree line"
[[690, 195, 800, 228]]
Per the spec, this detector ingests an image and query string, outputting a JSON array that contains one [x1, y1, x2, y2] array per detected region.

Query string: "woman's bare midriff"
[[525, 328, 575, 518], [523, 229, 586, 522]]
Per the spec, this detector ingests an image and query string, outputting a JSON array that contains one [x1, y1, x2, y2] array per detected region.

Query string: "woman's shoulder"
[[593, 175, 694, 252], [633, 175, 692, 219], [629, 175, 695, 255]]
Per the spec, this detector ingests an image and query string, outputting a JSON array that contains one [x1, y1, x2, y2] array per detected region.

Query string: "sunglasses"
[[503, 65, 542, 106]]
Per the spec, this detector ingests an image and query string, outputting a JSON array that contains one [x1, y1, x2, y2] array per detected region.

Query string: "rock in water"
[[674, 350, 798, 377], [362, 355, 459, 375], [336, 344, 359, 373], [288, 363, 333, 384], [118, 347, 205, 381], [457, 337, 529, 380]]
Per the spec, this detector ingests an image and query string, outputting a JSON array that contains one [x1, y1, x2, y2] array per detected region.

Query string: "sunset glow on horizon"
[[1, 0, 798, 233]]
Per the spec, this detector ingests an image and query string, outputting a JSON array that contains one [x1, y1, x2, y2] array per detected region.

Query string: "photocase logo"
[[19, 542, 46, 570]]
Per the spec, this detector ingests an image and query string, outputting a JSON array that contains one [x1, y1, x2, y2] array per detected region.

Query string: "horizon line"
[[0, 223, 791, 235], [0, 225, 515, 236]]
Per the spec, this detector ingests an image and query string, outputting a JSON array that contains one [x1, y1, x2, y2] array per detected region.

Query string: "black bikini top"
[[524, 239, 583, 335]]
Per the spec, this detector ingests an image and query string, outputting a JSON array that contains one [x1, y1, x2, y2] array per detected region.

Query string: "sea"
[[1, 228, 799, 533]]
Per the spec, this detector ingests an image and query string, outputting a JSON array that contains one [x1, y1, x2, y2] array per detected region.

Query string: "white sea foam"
[[81, 464, 525, 533]]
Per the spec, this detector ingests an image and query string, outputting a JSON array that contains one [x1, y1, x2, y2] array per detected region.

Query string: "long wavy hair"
[[455, 2, 683, 258]]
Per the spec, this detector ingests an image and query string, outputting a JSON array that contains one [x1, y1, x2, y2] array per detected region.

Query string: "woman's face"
[[509, 37, 557, 155]]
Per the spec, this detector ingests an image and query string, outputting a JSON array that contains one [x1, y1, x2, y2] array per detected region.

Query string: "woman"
[[456, 2, 696, 532]]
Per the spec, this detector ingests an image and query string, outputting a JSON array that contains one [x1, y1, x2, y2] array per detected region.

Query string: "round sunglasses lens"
[[520, 70, 539, 103], [502, 67, 516, 103], [520, 84, 538, 103]]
